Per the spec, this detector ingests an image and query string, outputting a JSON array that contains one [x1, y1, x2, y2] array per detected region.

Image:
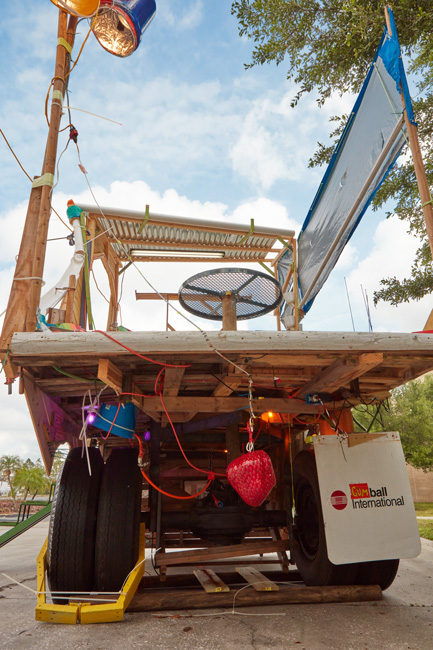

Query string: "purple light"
[[144, 431, 151, 441], [87, 412, 96, 424]]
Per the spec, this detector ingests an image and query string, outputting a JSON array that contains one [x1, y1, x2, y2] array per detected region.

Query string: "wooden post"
[[0, 184, 42, 377], [222, 292, 237, 331], [64, 274, 76, 323], [384, 7, 433, 274], [27, 10, 78, 332], [1, 9, 78, 375]]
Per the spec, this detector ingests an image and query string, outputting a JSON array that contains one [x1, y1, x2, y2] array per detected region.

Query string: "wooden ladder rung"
[[236, 566, 279, 591], [193, 568, 230, 593]]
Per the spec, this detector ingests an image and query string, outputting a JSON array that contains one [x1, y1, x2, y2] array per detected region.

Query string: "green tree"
[[14, 461, 50, 501], [353, 375, 433, 469], [231, 1, 433, 305], [0, 455, 22, 502]]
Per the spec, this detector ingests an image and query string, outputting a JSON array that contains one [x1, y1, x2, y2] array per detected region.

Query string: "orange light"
[[268, 412, 273, 418]]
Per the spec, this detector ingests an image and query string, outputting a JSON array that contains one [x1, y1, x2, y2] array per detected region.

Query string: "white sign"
[[314, 433, 421, 564]]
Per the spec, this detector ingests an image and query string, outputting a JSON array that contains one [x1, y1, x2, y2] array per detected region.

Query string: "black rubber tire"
[[47, 447, 104, 603], [291, 451, 359, 586], [355, 559, 399, 591], [94, 448, 142, 592]]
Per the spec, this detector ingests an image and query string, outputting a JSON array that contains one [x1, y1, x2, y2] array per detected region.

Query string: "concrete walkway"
[[0, 521, 432, 650]]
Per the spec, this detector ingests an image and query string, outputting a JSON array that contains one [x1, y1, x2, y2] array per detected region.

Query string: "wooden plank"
[[296, 353, 384, 399], [98, 358, 123, 393], [163, 367, 185, 396], [23, 374, 81, 474], [129, 584, 382, 612], [11, 331, 433, 357], [235, 567, 279, 591], [136, 292, 179, 301], [133, 396, 322, 414], [347, 433, 389, 448], [212, 365, 245, 397], [193, 569, 230, 593], [155, 540, 290, 567]]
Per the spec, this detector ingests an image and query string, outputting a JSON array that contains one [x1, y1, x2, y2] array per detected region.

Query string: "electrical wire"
[[159, 392, 226, 478], [93, 329, 191, 368]]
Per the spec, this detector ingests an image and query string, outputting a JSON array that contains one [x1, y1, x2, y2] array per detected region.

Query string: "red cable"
[[159, 392, 227, 477], [100, 402, 121, 440], [140, 467, 213, 500], [154, 367, 165, 395], [93, 330, 190, 368]]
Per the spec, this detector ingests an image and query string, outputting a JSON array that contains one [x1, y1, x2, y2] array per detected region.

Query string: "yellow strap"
[[32, 173, 54, 188], [238, 218, 255, 245], [52, 90, 63, 104], [138, 204, 150, 234], [258, 260, 275, 276], [422, 198, 433, 208], [57, 37, 72, 54]]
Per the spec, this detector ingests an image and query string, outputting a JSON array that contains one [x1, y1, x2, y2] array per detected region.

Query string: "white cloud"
[[159, 0, 204, 31]]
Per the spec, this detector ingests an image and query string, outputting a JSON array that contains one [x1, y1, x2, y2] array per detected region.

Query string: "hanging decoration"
[[49, 0, 100, 17], [92, 0, 156, 57], [227, 423, 276, 507]]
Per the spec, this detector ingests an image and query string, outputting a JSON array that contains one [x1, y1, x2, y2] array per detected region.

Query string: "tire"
[[355, 559, 399, 591], [47, 447, 104, 603], [291, 451, 359, 586], [94, 448, 142, 592]]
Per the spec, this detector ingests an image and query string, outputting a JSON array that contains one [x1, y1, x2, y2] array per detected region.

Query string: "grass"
[[415, 502, 433, 541], [414, 502, 433, 517]]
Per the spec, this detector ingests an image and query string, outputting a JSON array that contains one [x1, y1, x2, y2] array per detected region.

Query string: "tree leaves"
[[232, 0, 433, 305]]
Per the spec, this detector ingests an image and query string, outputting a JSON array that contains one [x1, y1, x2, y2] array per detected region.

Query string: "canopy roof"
[[77, 204, 295, 264]]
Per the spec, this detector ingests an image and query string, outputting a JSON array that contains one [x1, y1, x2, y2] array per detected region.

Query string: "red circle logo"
[[330, 490, 348, 510]]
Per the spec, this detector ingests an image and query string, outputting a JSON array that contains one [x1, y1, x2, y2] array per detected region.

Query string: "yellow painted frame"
[[35, 524, 146, 624]]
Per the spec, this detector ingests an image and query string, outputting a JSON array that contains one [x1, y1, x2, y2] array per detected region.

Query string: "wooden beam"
[[12, 331, 433, 357], [296, 353, 384, 399], [132, 396, 322, 414], [155, 540, 290, 567], [129, 584, 382, 612], [98, 358, 123, 393], [136, 292, 179, 301], [163, 367, 185, 396], [23, 373, 81, 474]]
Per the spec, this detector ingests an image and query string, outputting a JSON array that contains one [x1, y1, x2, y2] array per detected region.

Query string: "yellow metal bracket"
[[35, 524, 146, 624]]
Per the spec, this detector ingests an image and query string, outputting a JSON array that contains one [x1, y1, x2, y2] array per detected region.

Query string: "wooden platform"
[[9, 329, 433, 471]]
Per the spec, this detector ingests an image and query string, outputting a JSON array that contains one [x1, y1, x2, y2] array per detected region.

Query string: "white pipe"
[[39, 217, 85, 316], [76, 204, 296, 239]]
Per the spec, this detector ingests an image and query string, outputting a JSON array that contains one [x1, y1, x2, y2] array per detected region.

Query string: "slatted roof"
[[77, 204, 295, 263]]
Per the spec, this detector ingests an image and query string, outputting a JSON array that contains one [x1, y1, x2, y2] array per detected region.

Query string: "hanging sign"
[[314, 432, 421, 564]]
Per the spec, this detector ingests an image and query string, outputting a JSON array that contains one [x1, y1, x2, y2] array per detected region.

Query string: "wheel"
[[47, 447, 104, 603], [355, 559, 399, 591], [291, 451, 359, 586], [94, 448, 142, 592]]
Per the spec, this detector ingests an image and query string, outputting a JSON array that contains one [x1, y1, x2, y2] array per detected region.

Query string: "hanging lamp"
[[49, 0, 100, 17], [92, 0, 156, 57]]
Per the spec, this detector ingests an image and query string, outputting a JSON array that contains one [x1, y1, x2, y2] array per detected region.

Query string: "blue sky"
[[0, 1, 431, 461]]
